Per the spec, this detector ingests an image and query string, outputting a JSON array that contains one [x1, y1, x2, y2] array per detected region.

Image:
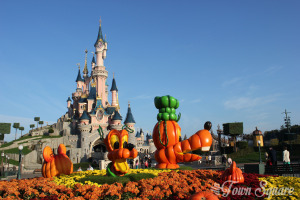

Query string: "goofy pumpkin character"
[[153, 95, 213, 169], [42, 144, 73, 178], [104, 129, 138, 176]]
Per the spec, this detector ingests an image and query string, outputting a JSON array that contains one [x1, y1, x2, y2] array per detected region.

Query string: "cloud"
[[264, 66, 283, 74], [190, 98, 201, 103], [222, 77, 242, 87], [224, 94, 279, 110]]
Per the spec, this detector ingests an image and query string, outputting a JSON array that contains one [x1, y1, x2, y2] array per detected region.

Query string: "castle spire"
[[110, 73, 118, 91], [91, 52, 95, 64], [83, 49, 88, 77], [76, 64, 84, 82], [94, 17, 104, 46], [124, 101, 136, 124]]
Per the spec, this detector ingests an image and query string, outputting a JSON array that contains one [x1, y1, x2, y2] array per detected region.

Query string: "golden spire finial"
[[128, 101, 130, 107], [85, 49, 88, 54], [77, 63, 80, 69], [99, 17, 102, 27], [91, 52, 95, 56]]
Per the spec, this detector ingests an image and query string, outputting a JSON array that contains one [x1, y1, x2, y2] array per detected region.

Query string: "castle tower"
[[111, 110, 122, 130], [110, 73, 118, 107], [93, 19, 108, 105], [67, 97, 72, 108], [76, 65, 84, 93], [124, 102, 136, 147], [140, 128, 144, 145], [253, 127, 264, 147], [91, 52, 96, 69]]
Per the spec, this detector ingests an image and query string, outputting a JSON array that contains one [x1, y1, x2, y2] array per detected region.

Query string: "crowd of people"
[[265, 146, 291, 166]]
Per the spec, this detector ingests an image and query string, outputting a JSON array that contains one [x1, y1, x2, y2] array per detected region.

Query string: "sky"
[[0, 0, 299, 142]]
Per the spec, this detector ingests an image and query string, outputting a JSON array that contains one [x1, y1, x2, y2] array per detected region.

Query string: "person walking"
[[283, 146, 290, 165], [268, 147, 277, 166], [208, 155, 212, 165], [135, 159, 139, 169], [144, 159, 148, 168]]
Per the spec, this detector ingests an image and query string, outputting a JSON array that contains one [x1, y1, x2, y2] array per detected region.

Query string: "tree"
[[19, 127, 24, 137], [30, 124, 35, 130], [223, 122, 243, 152], [13, 123, 20, 140], [0, 123, 11, 141], [39, 121, 44, 128], [34, 117, 40, 128]]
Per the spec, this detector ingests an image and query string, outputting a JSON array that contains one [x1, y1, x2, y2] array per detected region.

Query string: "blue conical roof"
[[76, 69, 84, 82], [112, 110, 122, 121], [66, 97, 72, 102], [87, 86, 97, 99], [94, 23, 104, 47], [135, 130, 141, 137], [110, 78, 118, 91], [80, 111, 90, 120], [124, 104, 135, 124], [91, 55, 96, 64]]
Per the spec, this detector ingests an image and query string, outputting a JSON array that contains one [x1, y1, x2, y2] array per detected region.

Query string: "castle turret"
[[91, 52, 96, 69], [111, 74, 118, 107], [76, 66, 84, 92], [124, 102, 136, 128], [110, 110, 122, 130], [67, 97, 72, 108], [93, 19, 108, 105]]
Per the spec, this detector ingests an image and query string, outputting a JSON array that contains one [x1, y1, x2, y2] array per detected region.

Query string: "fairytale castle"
[[28, 20, 155, 165]]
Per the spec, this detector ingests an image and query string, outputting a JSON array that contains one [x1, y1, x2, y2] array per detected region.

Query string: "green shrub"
[[237, 141, 248, 149]]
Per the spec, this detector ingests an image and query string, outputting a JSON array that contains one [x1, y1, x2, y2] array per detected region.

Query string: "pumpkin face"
[[104, 129, 138, 176], [153, 120, 181, 149], [189, 191, 219, 200], [42, 144, 73, 178], [221, 161, 244, 183]]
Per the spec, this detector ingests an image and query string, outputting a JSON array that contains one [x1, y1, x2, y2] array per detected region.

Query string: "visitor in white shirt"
[[283, 146, 290, 165], [87, 164, 94, 171]]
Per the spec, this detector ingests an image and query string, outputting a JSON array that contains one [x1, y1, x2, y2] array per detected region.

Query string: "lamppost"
[[7, 156, 9, 171], [258, 140, 262, 164], [17, 145, 23, 180], [1, 151, 4, 176], [77, 152, 79, 164]]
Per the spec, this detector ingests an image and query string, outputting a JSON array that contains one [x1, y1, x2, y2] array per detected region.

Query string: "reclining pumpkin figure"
[[104, 128, 138, 176], [153, 95, 213, 169], [42, 144, 73, 178]]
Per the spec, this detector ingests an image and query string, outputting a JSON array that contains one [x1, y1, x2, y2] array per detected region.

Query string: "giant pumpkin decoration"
[[221, 161, 244, 183], [42, 144, 73, 178], [153, 95, 213, 169], [189, 191, 219, 200], [104, 129, 138, 176]]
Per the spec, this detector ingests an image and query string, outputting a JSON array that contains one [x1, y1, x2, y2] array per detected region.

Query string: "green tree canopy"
[[0, 123, 11, 134], [13, 123, 20, 129], [19, 127, 24, 137], [30, 124, 35, 129], [39, 121, 44, 128], [34, 117, 40, 128]]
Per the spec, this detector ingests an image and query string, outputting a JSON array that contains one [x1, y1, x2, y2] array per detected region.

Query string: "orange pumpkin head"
[[104, 129, 138, 176], [189, 191, 219, 200], [221, 161, 244, 183], [42, 144, 73, 178], [153, 120, 181, 149]]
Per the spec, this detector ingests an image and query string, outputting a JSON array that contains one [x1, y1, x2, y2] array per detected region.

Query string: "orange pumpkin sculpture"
[[221, 161, 244, 183], [42, 144, 73, 178], [104, 129, 138, 176], [153, 95, 213, 169], [189, 191, 219, 200]]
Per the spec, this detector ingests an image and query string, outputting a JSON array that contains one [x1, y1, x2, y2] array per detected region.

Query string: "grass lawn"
[[228, 147, 266, 163]]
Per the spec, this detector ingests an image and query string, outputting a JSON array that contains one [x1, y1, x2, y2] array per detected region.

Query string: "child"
[[135, 159, 139, 169]]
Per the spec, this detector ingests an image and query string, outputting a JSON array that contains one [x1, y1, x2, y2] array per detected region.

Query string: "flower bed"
[[0, 169, 299, 199]]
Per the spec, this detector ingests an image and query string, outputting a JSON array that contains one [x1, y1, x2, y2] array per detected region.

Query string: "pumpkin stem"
[[158, 120, 169, 147], [176, 112, 181, 122]]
